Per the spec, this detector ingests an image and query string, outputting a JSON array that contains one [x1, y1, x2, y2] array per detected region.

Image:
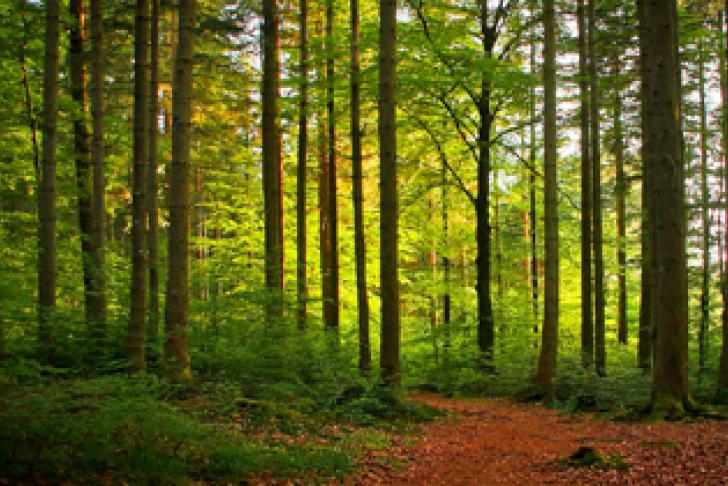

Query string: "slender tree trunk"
[[262, 0, 283, 320], [535, 0, 558, 399], [578, 0, 593, 368], [477, 0, 494, 362], [19, 7, 40, 182], [129, 0, 150, 373], [442, 163, 451, 361], [638, 0, 652, 371], [529, 18, 539, 334], [317, 6, 331, 332], [613, 58, 627, 345], [351, 0, 370, 372], [296, 0, 308, 331], [698, 36, 709, 384], [379, 0, 399, 386], [90, 0, 106, 342], [39, 0, 60, 349], [588, 0, 605, 377], [639, 0, 691, 416], [164, 0, 194, 380], [719, 5, 728, 396], [324, 0, 339, 336], [148, 0, 160, 348]]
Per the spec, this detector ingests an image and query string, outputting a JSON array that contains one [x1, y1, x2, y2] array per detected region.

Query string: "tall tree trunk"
[[317, 7, 331, 333], [296, 0, 308, 331], [529, 25, 538, 333], [613, 57, 627, 345], [379, 0, 399, 386], [324, 0, 339, 336], [577, 0, 593, 368], [638, 0, 652, 371], [588, 0, 605, 377], [477, 0, 494, 363], [148, 0, 160, 348], [164, 0, 194, 380], [129, 0, 150, 373], [262, 0, 283, 320], [698, 36, 709, 385], [719, 5, 728, 397], [19, 6, 40, 182], [351, 0, 370, 372], [89, 0, 106, 342], [442, 163, 451, 361], [39, 0, 60, 349], [535, 0, 558, 399], [639, 0, 690, 416]]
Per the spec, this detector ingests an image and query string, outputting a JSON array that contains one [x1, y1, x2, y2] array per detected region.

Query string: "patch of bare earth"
[[350, 393, 728, 485]]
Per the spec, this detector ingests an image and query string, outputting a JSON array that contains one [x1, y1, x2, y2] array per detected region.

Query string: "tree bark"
[[535, 0, 558, 399], [613, 57, 627, 345], [379, 0, 399, 386], [317, 6, 331, 334], [164, 0, 194, 381], [529, 22, 538, 333], [698, 36, 709, 384], [324, 0, 339, 336], [89, 0, 107, 343], [129, 0, 150, 373], [148, 0, 160, 348], [262, 0, 283, 321], [296, 0, 308, 331], [719, 4, 728, 395], [38, 0, 59, 349], [639, 0, 691, 416], [578, 0, 593, 368], [351, 0, 370, 372], [588, 0, 605, 377], [476, 0, 494, 363]]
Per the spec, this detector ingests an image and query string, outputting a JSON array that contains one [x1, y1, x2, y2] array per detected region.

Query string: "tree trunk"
[[148, 0, 160, 348], [129, 0, 150, 373], [324, 0, 339, 336], [90, 0, 107, 343], [613, 57, 627, 345], [638, 0, 652, 371], [477, 0, 494, 363], [529, 26, 538, 333], [639, 0, 691, 416], [698, 36, 709, 385], [535, 0, 558, 399], [719, 4, 728, 397], [588, 0, 605, 377], [577, 0, 593, 368], [317, 6, 331, 333], [164, 0, 194, 381], [379, 0, 399, 386], [19, 7, 40, 183], [442, 163, 451, 361], [351, 0, 370, 372], [296, 0, 308, 331], [262, 0, 283, 321]]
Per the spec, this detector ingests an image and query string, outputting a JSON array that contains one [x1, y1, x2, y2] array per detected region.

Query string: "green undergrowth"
[[0, 374, 353, 484]]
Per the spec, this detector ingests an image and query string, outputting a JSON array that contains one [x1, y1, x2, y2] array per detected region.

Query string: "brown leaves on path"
[[351, 393, 728, 485]]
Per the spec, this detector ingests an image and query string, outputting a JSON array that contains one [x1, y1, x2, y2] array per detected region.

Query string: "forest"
[[2, 0, 728, 483]]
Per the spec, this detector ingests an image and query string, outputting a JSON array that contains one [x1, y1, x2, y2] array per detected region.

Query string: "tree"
[[697, 33, 710, 384], [324, 0, 339, 335], [164, 0, 194, 380], [719, 3, 728, 399], [578, 0, 593, 369], [129, 0, 151, 373], [262, 0, 283, 320], [39, 0, 60, 349], [639, 0, 691, 416], [535, 0, 558, 399], [296, 0, 308, 331], [379, 0, 399, 386], [351, 0, 370, 372], [90, 0, 107, 342], [612, 55, 627, 346], [148, 0, 160, 347]]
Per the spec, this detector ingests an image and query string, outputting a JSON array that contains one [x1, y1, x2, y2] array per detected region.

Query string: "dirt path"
[[353, 393, 728, 485]]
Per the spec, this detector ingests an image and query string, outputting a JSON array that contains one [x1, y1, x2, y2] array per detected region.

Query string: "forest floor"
[[340, 393, 728, 485]]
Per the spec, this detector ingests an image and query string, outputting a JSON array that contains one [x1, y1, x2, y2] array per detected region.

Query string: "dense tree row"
[[2, 0, 728, 416]]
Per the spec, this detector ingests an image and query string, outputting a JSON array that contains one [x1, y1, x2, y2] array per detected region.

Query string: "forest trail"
[[352, 393, 728, 485]]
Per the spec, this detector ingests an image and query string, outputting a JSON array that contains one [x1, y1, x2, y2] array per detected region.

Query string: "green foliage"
[[0, 376, 351, 484]]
